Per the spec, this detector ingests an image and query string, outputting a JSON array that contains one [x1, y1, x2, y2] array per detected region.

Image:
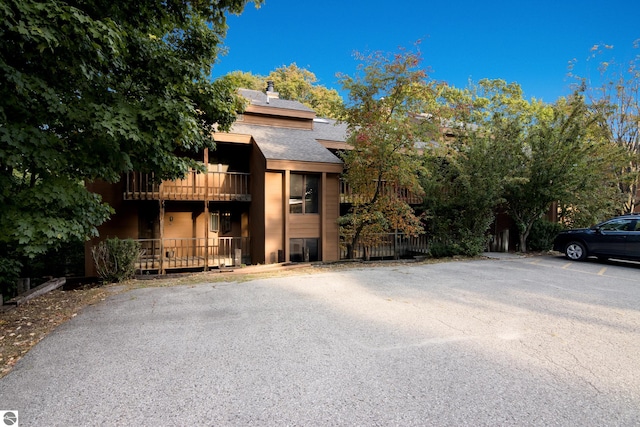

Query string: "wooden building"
[[85, 86, 346, 274]]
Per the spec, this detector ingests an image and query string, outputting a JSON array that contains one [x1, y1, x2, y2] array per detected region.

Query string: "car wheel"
[[565, 241, 587, 261]]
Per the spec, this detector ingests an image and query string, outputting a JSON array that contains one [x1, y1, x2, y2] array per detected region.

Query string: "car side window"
[[600, 219, 633, 231]]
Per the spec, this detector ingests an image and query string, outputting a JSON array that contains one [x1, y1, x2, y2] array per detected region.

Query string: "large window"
[[290, 174, 319, 214], [290, 238, 319, 262], [599, 218, 634, 231]]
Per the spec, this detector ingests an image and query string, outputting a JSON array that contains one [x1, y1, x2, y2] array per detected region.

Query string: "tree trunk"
[[519, 219, 536, 253], [349, 233, 361, 260], [348, 222, 366, 260], [519, 232, 528, 253], [346, 243, 354, 260]]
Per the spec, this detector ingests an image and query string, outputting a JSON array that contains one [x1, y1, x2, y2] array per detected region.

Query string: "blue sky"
[[211, 0, 639, 103]]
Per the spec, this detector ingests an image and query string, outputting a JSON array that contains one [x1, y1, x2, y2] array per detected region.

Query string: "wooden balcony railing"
[[124, 171, 251, 202], [136, 237, 251, 273], [340, 180, 423, 205], [340, 233, 429, 260]]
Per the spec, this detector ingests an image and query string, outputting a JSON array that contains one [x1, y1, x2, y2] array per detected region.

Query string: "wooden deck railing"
[[124, 171, 251, 202], [136, 237, 251, 273], [340, 233, 429, 260], [340, 180, 423, 205]]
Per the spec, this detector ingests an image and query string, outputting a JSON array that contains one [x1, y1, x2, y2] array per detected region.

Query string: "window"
[[290, 238, 319, 262], [600, 218, 634, 231], [210, 212, 232, 234], [210, 212, 219, 232], [290, 174, 319, 214]]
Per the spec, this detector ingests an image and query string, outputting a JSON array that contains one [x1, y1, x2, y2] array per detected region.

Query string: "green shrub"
[[92, 238, 141, 283], [527, 219, 564, 252], [0, 257, 22, 300], [428, 241, 458, 258], [428, 234, 487, 258], [24, 239, 85, 280]]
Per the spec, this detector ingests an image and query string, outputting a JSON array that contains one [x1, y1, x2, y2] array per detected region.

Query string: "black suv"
[[553, 215, 640, 261]]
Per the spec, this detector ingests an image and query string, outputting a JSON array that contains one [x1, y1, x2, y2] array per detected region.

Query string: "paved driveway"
[[1, 255, 640, 426]]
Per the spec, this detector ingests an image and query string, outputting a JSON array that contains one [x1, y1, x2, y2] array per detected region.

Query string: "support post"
[[283, 170, 290, 263], [204, 148, 209, 271], [159, 200, 165, 274]]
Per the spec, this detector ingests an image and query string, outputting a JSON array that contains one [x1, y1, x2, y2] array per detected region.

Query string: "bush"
[[428, 241, 460, 258], [24, 239, 85, 280], [428, 234, 487, 258], [0, 257, 22, 301], [527, 219, 564, 252], [92, 238, 141, 283]]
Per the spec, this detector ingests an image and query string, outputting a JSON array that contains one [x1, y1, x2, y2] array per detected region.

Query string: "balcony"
[[340, 180, 423, 205], [124, 171, 251, 202], [136, 237, 251, 273]]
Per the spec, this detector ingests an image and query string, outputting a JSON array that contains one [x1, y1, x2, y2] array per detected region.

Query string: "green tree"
[[421, 131, 507, 257], [572, 43, 640, 213], [501, 92, 622, 251], [420, 80, 531, 256], [337, 46, 436, 259], [0, 0, 261, 289], [267, 63, 343, 118], [220, 64, 343, 118], [424, 79, 623, 254], [219, 70, 265, 91]]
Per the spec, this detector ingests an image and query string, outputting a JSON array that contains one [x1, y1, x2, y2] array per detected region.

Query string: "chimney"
[[265, 80, 279, 103]]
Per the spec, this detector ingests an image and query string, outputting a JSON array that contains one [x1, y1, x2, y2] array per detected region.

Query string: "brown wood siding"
[[318, 139, 353, 150], [266, 159, 343, 174], [244, 105, 315, 121], [289, 214, 321, 238], [323, 174, 341, 261], [213, 133, 252, 144], [163, 212, 193, 239], [196, 212, 208, 239], [241, 113, 313, 130], [264, 172, 284, 263], [85, 180, 141, 276]]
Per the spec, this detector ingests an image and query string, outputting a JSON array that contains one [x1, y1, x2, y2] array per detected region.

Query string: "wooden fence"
[[136, 237, 250, 273], [340, 233, 429, 260]]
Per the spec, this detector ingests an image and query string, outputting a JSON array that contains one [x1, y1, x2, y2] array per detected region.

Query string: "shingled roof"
[[231, 122, 344, 165], [230, 88, 347, 166], [237, 89, 315, 113]]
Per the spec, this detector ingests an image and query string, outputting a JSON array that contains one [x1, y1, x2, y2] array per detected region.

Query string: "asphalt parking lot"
[[1, 254, 640, 426]]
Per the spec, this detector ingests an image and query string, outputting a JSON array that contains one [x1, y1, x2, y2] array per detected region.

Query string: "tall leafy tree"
[[572, 43, 640, 213], [220, 70, 265, 91], [425, 79, 623, 254], [0, 0, 261, 288], [220, 64, 343, 118], [267, 63, 343, 118], [420, 130, 507, 256], [337, 45, 437, 259], [501, 92, 623, 251]]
